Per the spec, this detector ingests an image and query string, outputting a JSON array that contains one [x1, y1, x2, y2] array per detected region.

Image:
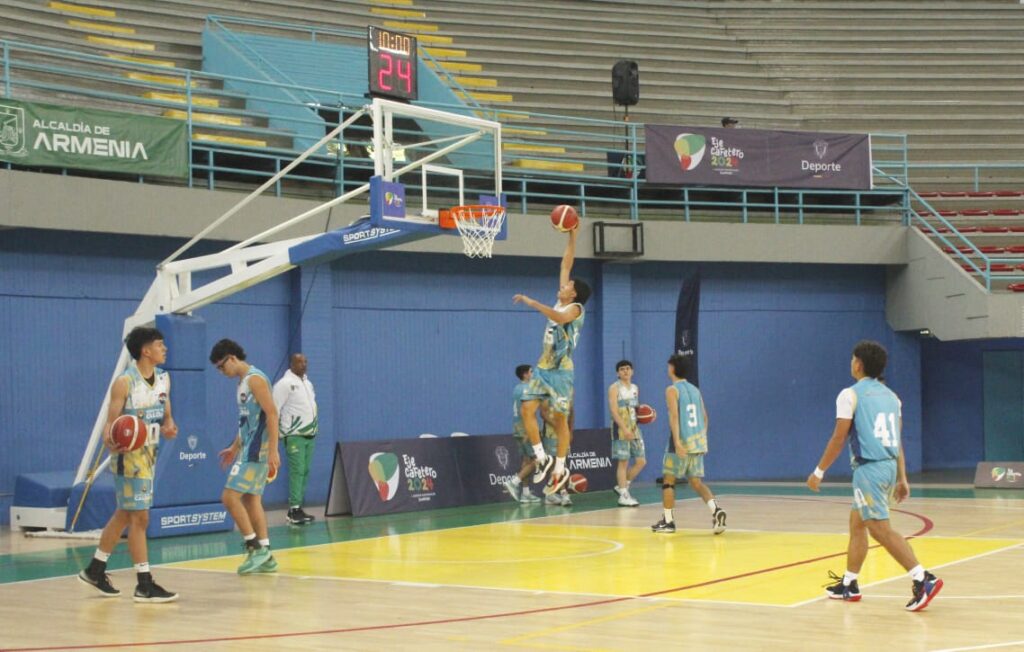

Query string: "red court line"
[[3, 503, 934, 651]]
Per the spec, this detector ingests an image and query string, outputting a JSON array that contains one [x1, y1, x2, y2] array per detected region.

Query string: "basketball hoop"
[[445, 204, 506, 258]]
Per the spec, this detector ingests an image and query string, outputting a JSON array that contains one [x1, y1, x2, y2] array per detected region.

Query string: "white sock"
[[843, 571, 858, 586], [290, 505, 300, 510], [511, 476, 522, 486], [243, 532, 257, 542], [707, 498, 718, 513], [134, 562, 150, 574], [624, 480, 631, 490], [532, 444, 546, 461], [554, 457, 566, 476], [909, 565, 925, 582], [664, 508, 674, 523], [258, 538, 270, 548], [94, 549, 111, 563]]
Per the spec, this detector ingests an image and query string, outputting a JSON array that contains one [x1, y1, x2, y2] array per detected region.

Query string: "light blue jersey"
[[536, 302, 585, 371], [114, 364, 169, 479], [237, 366, 271, 463], [671, 380, 707, 454], [513, 380, 530, 429], [841, 378, 901, 467]]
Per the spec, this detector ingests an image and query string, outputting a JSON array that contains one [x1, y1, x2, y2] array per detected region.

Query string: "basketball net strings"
[[69, 431, 110, 532]]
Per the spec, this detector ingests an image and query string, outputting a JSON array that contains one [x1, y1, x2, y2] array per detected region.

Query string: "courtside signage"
[[974, 461, 1024, 489]]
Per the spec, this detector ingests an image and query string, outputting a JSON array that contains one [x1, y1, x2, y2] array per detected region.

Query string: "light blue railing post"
[[630, 122, 639, 221], [974, 167, 980, 192], [185, 69, 194, 188], [2, 41, 10, 98], [683, 188, 690, 222], [855, 192, 862, 226], [773, 187, 780, 224], [741, 190, 748, 223], [579, 183, 586, 217]]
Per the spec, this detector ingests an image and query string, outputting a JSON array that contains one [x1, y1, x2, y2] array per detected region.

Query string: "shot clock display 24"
[[367, 26, 418, 101]]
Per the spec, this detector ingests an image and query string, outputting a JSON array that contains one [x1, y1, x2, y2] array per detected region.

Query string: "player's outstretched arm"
[[513, 294, 581, 324], [559, 228, 578, 289]]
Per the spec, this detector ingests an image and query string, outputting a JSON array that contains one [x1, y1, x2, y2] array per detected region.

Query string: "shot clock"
[[367, 26, 418, 101]]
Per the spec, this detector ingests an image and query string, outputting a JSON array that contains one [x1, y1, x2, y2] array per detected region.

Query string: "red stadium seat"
[[960, 209, 991, 217], [937, 210, 958, 218], [1008, 283, 1024, 292], [917, 191, 940, 198], [939, 191, 968, 198], [962, 263, 978, 272], [991, 264, 1015, 272], [967, 191, 995, 198], [994, 190, 1023, 197], [958, 226, 979, 233], [980, 226, 1009, 233], [1007, 245, 1024, 254], [993, 209, 1021, 217], [979, 246, 1006, 254]]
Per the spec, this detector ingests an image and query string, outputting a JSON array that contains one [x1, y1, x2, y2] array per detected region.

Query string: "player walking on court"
[[609, 359, 645, 507], [652, 354, 726, 534], [807, 340, 943, 611], [210, 339, 281, 575], [503, 364, 541, 504], [79, 327, 179, 603], [513, 227, 591, 495]]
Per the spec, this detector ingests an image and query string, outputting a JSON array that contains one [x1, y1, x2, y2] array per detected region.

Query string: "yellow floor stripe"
[[123, 72, 195, 87], [370, 7, 426, 18], [457, 90, 514, 103], [504, 143, 566, 154], [382, 20, 438, 32], [163, 109, 242, 126], [143, 91, 219, 108], [455, 76, 498, 88], [106, 53, 175, 67], [426, 60, 482, 73], [67, 19, 134, 35], [49, 1, 115, 18], [87, 35, 156, 51], [423, 47, 466, 58], [193, 133, 267, 148], [511, 159, 584, 172]]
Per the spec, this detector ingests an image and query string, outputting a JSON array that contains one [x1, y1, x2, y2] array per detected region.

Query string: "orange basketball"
[[267, 465, 278, 483], [636, 404, 657, 425], [568, 473, 588, 493], [110, 414, 147, 451], [550, 204, 579, 232]]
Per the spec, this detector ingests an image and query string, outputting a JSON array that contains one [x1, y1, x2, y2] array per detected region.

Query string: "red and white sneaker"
[[544, 469, 569, 495]]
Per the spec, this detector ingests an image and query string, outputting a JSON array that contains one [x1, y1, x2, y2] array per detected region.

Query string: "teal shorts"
[[611, 433, 646, 461], [662, 452, 704, 480], [225, 461, 269, 496], [524, 368, 573, 415], [114, 476, 153, 511], [851, 459, 897, 521]]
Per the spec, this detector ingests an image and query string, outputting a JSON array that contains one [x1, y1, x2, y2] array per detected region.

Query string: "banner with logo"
[[674, 270, 701, 387], [644, 124, 872, 190], [0, 98, 188, 178], [974, 462, 1024, 489], [327, 429, 616, 517]]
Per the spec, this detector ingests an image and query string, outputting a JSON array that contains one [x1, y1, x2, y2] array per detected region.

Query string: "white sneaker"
[[618, 490, 639, 507], [545, 492, 562, 505], [503, 479, 521, 502], [613, 485, 624, 496], [559, 491, 573, 507], [532, 455, 554, 484], [519, 487, 541, 503]]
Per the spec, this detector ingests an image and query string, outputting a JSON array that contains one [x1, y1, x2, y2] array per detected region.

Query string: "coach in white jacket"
[[273, 353, 318, 525]]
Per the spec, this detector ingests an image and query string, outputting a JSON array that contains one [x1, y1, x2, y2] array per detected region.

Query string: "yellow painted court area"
[[175, 522, 1021, 607]]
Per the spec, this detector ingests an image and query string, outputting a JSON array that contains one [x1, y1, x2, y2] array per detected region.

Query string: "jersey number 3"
[[873, 412, 899, 447]]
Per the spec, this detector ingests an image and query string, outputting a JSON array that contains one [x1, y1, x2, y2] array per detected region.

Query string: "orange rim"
[[440, 204, 505, 229]]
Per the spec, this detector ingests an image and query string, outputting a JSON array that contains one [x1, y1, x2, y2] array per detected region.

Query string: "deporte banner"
[[327, 429, 616, 517], [644, 124, 872, 190], [0, 98, 188, 178]]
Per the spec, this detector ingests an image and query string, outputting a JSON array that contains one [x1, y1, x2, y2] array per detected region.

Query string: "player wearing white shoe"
[[608, 360, 645, 507]]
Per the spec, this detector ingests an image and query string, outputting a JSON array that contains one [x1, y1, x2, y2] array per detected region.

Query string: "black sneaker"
[[78, 568, 120, 597], [712, 508, 727, 535], [824, 571, 861, 602], [295, 508, 315, 524], [906, 571, 943, 612], [133, 576, 178, 604], [286, 508, 306, 525], [651, 517, 676, 534]]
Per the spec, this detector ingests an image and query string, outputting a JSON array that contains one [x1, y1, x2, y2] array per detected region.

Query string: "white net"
[[450, 205, 506, 258]]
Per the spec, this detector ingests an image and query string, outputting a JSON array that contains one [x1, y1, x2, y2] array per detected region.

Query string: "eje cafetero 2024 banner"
[[644, 124, 872, 190], [0, 98, 188, 178]]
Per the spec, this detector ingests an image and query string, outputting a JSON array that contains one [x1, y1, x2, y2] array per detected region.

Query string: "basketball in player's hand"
[[267, 465, 278, 483], [551, 205, 579, 232], [636, 404, 657, 425], [110, 415, 147, 451], [568, 473, 588, 493]]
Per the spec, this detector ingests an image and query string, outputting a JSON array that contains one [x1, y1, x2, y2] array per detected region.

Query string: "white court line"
[[335, 534, 624, 564], [872, 594, 1024, 601], [789, 541, 1024, 608], [931, 641, 1024, 652]]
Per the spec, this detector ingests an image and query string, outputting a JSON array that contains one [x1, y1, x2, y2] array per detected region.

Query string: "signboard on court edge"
[[974, 461, 1024, 489], [0, 98, 188, 178]]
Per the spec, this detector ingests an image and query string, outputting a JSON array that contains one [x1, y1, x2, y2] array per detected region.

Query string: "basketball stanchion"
[[443, 205, 507, 259]]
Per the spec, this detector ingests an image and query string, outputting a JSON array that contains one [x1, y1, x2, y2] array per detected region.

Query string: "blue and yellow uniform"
[[525, 302, 584, 415], [225, 366, 272, 496], [662, 379, 707, 479], [512, 380, 534, 458], [113, 364, 169, 511], [839, 378, 901, 520], [611, 381, 646, 461]]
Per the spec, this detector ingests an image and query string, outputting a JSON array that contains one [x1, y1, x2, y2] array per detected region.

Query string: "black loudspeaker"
[[611, 60, 639, 106]]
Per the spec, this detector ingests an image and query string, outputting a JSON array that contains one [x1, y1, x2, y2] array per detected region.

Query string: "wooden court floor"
[[2, 483, 1023, 651]]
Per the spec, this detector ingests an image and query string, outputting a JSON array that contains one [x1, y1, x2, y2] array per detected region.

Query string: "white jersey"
[[273, 369, 318, 437]]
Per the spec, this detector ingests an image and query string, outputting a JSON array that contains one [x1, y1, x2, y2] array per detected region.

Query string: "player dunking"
[[513, 227, 591, 495], [210, 339, 281, 575]]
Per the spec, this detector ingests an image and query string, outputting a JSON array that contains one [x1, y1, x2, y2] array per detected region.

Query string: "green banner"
[[0, 98, 188, 178]]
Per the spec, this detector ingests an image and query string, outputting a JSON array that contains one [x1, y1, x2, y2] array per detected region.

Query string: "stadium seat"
[[939, 191, 968, 198], [980, 226, 1009, 233], [993, 209, 1021, 217], [1007, 245, 1024, 254], [958, 226, 980, 233], [979, 246, 1005, 254], [960, 209, 991, 217], [1008, 283, 1024, 292], [991, 264, 1015, 272], [994, 191, 1023, 198]]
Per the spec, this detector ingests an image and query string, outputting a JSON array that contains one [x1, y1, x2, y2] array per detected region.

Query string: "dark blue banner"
[[674, 271, 700, 386]]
